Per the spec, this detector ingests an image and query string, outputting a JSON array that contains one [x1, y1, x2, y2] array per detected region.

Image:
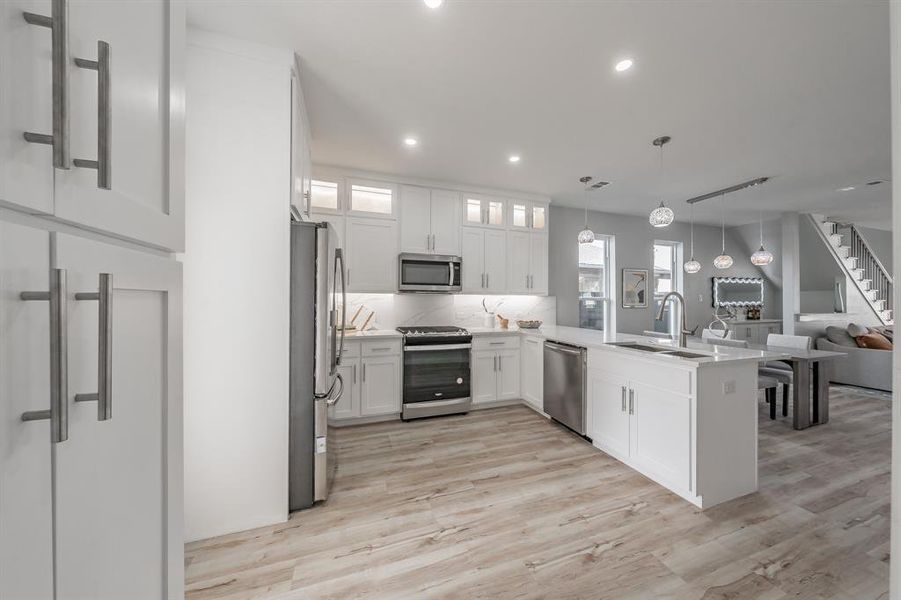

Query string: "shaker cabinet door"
[[483, 230, 507, 294], [399, 185, 431, 254], [53, 233, 182, 600], [629, 381, 691, 493], [54, 0, 185, 251], [506, 231, 531, 294], [345, 217, 397, 292], [0, 0, 54, 214], [496, 350, 520, 401], [461, 228, 485, 293], [0, 220, 53, 599], [430, 189, 461, 255], [587, 369, 630, 458], [360, 357, 400, 416], [529, 233, 549, 295]]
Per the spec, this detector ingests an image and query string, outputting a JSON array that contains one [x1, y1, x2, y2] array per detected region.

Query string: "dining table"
[[700, 339, 846, 430]]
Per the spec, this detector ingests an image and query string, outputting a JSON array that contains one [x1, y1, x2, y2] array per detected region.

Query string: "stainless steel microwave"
[[398, 253, 462, 293]]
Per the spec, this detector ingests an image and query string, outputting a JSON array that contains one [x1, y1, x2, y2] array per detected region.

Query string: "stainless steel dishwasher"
[[543, 341, 587, 436]]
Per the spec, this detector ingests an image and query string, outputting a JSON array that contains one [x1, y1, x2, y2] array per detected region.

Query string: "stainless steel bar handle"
[[621, 386, 627, 412], [74, 274, 113, 420], [325, 373, 344, 406], [19, 269, 68, 443], [498, 355, 502, 371], [334, 249, 346, 366], [493, 355, 497, 371], [353, 364, 357, 383], [22, 0, 70, 169], [448, 262, 454, 286], [73, 41, 111, 190], [628, 388, 634, 415]]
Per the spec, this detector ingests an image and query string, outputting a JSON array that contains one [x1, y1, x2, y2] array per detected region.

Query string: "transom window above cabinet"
[[349, 181, 396, 217], [509, 200, 548, 231], [310, 180, 340, 212], [465, 196, 505, 227]]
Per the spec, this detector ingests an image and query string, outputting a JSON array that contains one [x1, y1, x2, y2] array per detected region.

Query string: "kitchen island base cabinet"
[[587, 349, 757, 509]]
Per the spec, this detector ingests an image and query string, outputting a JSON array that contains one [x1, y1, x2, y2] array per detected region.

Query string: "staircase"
[[807, 214, 893, 325]]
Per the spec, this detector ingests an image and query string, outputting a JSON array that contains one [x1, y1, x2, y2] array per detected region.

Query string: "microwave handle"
[[448, 261, 454, 286]]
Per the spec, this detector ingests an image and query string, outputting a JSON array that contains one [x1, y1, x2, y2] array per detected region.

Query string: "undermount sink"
[[660, 350, 709, 360], [607, 342, 672, 353]]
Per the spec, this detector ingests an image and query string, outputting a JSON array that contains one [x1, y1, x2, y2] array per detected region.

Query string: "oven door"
[[398, 254, 462, 293], [403, 344, 471, 404]]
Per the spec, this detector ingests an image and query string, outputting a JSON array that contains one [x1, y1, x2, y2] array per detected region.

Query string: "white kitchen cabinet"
[[484, 230, 506, 293], [348, 179, 396, 219], [729, 320, 782, 344], [471, 351, 498, 404], [430, 189, 461, 255], [521, 337, 543, 411], [1, 223, 183, 600], [345, 217, 397, 292], [399, 186, 461, 255], [461, 228, 486, 292], [53, 232, 182, 600], [53, 0, 185, 252], [0, 220, 53, 599], [472, 338, 520, 404], [361, 355, 401, 416], [587, 368, 631, 459], [629, 381, 691, 492], [496, 349, 520, 400], [507, 231, 531, 294], [506, 231, 548, 295], [330, 359, 361, 421], [291, 60, 313, 218], [508, 200, 549, 232], [0, 0, 54, 215], [463, 195, 505, 228]]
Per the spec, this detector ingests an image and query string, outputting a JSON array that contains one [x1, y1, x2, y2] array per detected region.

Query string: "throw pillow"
[[825, 325, 858, 347], [847, 322, 870, 337], [855, 331, 893, 350], [873, 326, 894, 342]]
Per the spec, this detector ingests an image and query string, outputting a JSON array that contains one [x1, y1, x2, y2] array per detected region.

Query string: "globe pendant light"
[[577, 176, 595, 244], [713, 192, 733, 269], [750, 211, 774, 266], [683, 203, 701, 274], [649, 136, 674, 227]]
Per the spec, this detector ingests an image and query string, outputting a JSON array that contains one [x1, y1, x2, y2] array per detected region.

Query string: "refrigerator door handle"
[[334, 248, 346, 367]]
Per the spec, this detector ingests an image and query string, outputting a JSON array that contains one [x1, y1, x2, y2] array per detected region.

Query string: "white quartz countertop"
[[342, 329, 402, 340], [515, 325, 788, 366]]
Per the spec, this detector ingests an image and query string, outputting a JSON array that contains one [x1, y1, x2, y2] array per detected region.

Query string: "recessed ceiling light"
[[837, 186, 855, 192], [614, 58, 634, 72], [423, 0, 443, 8], [508, 155, 521, 163], [403, 137, 418, 147]]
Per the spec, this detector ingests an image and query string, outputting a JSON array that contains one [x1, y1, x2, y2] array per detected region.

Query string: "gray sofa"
[[816, 338, 892, 392]]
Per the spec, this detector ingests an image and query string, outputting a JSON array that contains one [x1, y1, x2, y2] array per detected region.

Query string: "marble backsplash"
[[342, 294, 556, 330]]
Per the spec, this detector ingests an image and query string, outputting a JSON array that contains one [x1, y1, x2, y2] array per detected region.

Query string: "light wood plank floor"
[[185, 386, 891, 599]]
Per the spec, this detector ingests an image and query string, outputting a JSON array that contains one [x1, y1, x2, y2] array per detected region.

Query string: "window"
[[310, 180, 339, 212], [653, 241, 683, 334], [350, 182, 393, 215], [579, 236, 614, 331]]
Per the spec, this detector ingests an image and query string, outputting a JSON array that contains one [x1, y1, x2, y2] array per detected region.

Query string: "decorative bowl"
[[516, 320, 543, 329]]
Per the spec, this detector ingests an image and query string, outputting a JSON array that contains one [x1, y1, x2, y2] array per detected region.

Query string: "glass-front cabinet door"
[[509, 200, 549, 231], [348, 180, 396, 219], [464, 196, 505, 227]]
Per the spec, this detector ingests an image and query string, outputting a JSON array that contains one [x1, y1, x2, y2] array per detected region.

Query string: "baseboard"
[[328, 413, 399, 427]]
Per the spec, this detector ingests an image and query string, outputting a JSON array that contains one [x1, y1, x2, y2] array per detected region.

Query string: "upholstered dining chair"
[[758, 333, 812, 418], [702, 328, 733, 341]]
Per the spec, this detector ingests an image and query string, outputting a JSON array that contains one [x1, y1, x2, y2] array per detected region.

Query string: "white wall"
[[890, 3, 901, 596], [183, 30, 292, 542]]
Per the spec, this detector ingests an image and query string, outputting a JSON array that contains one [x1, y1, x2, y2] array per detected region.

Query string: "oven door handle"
[[404, 343, 472, 352]]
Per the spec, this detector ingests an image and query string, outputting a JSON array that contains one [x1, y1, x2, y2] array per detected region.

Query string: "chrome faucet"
[[655, 291, 691, 347]]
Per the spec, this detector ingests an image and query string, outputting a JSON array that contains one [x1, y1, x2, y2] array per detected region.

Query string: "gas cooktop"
[[396, 326, 471, 345]]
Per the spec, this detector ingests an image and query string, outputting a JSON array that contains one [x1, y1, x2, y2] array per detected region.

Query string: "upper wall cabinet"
[[464, 195, 505, 228], [509, 200, 549, 232], [345, 217, 397, 292], [291, 59, 313, 219], [310, 179, 341, 214], [0, 0, 186, 252], [348, 180, 396, 219], [399, 185, 460, 255]]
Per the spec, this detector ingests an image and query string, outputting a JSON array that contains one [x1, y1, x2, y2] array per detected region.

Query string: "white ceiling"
[[187, 0, 892, 229]]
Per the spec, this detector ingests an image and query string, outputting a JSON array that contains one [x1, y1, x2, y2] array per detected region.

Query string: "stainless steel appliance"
[[398, 253, 462, 293], [397, 326, 472, 419], [289, 220, 346, 511], [543, 341, 587, 436]]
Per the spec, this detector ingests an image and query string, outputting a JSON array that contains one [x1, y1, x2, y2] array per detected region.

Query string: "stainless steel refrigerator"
[[289, 220, 346, 511]]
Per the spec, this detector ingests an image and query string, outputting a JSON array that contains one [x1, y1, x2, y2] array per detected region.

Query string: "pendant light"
[[683, 203, 701, 273], [577, 176, 595, 244], [713, 192, 733, 269], [648, 135, 674, 227], [750, 211, 774, 266]]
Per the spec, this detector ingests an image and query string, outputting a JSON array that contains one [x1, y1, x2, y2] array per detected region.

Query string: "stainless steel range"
[[397, 326, 472, 420]]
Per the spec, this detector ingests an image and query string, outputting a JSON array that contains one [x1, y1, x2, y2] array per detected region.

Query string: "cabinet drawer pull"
[[19, 269, 68, 443], [22, 0, 70, 169], [489, 341, 505, 346], [73, 273, 113, 420], [628, 388, 634, 415], [621, 386, 627, 412], [73, 40, 111, 189]]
